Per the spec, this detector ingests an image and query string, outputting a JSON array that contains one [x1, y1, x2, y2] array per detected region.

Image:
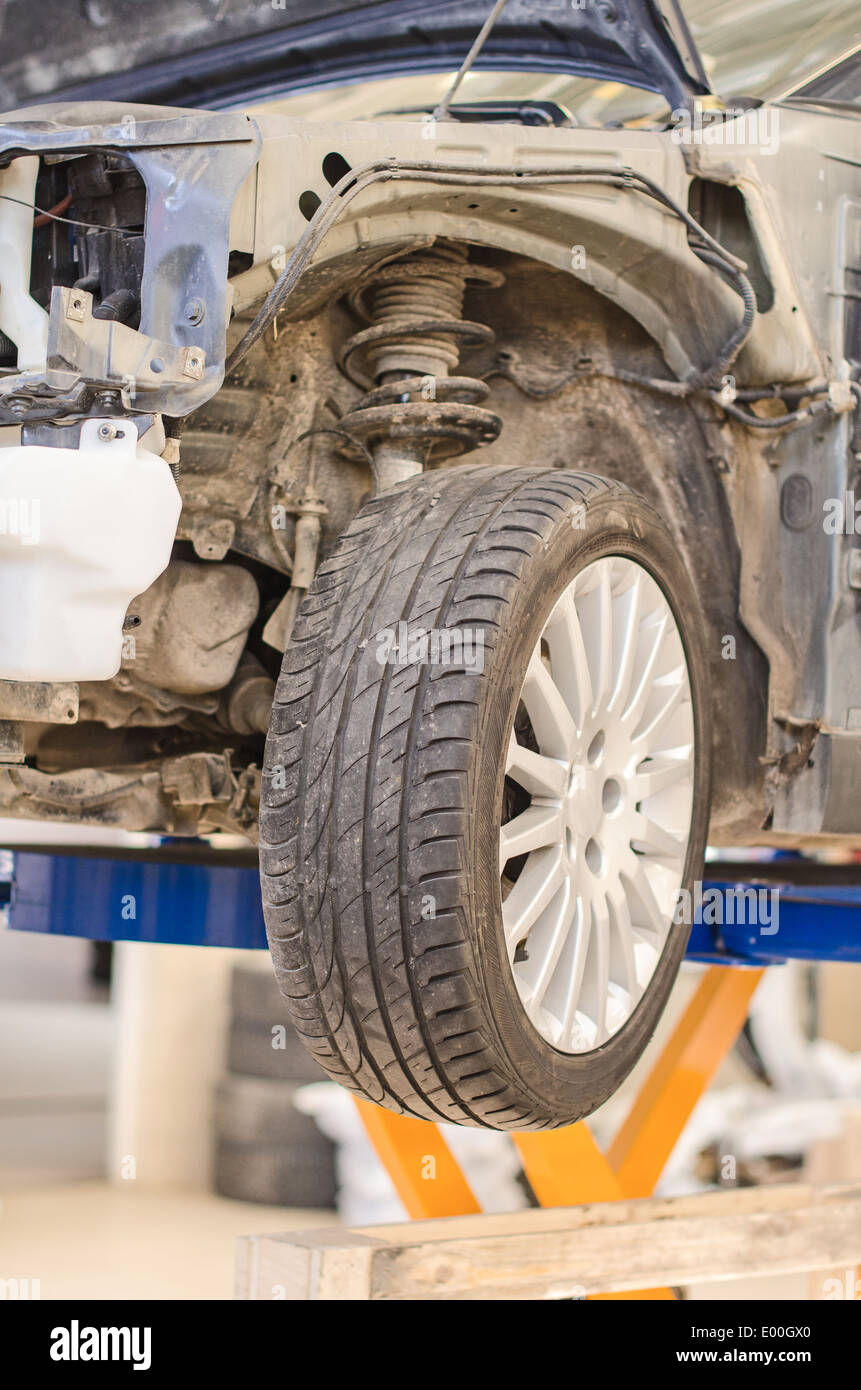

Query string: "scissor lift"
[[350, 964, 764, 1299], [3, 847, 861, 1299]]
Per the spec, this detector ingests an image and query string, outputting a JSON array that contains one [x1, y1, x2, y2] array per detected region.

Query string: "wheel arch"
[[231, 188, 772, 837]]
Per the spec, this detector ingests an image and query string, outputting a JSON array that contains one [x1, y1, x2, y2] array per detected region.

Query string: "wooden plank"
[[236, 1182, 861, 1300], [238, 1230, 382, 1300]]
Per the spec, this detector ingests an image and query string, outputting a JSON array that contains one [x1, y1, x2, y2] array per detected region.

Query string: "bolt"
[[184, 298, 206, 326]]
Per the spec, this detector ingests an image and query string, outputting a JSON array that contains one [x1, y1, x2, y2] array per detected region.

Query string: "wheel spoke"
[[633, 674, 687, 746], [607, 884, 638, 998], [623, 855, 671, 940], [632, 749, 692, 799], [587, 895, 611, 1045], [630, 811, 686, 864], [545, 588, 593, 729], [528, 882, 577, 1008], [502, 846, 565, 954], [521, 650, 577, 759], [560, 895, 592, 1038], [608, 569, 643, 713], [621, 611, 669, 729], [499, 804, 564, 870], [595, 561, 615, 705], [505, 734, 568, 799]]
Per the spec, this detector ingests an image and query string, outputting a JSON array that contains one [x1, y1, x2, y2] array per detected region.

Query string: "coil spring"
[[337, 242, 505, 473]]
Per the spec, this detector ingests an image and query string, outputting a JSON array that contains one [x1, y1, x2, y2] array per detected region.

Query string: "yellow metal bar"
[[354, 1099, 481, 1218], [514, 1123, 622, 1206], [607, 965, 764, 1198]]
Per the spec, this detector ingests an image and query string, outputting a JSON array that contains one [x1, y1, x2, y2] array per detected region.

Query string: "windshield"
[[245, 70, 667, 128], [243, 0, 860, 125], [685, 0, 859, 101]]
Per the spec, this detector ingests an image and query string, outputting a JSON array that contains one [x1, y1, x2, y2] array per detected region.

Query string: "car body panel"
[[0, 11, 858, 845]]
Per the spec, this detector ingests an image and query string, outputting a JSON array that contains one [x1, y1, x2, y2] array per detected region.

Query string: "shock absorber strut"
[[337, 242, 504, 490]]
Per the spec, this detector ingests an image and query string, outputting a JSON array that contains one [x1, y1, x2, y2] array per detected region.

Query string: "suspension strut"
[[337, 242, 504, 490]]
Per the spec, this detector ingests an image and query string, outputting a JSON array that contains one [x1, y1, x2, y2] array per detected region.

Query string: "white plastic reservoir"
[[0, 417, 182, 681]]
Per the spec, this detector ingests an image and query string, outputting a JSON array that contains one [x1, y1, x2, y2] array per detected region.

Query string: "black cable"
[[485, 358, 692, 399], [711, 394, 834, 429], [290, 425, 375, 468], [0, 192, 131, 234], [734, 381, 828, 403], [486, 355, 852, 432], [688, 245, 757, 384]]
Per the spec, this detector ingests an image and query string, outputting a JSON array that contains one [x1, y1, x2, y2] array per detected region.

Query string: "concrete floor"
[[1, 1183, 337, 1300]]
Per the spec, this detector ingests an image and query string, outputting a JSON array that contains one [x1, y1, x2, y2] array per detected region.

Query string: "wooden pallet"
[[236, 1181, 861, 1300]]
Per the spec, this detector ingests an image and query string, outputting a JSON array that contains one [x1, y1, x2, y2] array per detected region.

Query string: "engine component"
[[0, 680, 79, 725], [224, 655, 275, 735], [261, 493, 326, 652], [77, 674, 219, 729], [125, 559, 260, 695], [337, 242, 504, 489], [0, 721, 24, 764], [0, 751, 260, 837], [0, 417, 181, 683]]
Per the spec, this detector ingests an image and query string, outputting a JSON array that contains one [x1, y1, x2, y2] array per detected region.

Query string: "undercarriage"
[[0, 99, 858, 845]]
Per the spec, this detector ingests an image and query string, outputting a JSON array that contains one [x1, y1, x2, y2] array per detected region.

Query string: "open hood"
[[0, 1, 711, 115]]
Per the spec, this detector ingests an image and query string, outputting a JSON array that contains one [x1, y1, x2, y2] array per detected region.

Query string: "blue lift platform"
[[0, 844, 860, 965]]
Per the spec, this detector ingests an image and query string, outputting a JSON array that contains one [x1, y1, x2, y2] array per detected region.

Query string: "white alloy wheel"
[[500, 555, 695, 1054]]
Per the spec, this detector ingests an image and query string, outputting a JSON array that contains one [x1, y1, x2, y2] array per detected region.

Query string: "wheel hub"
[[500, 555, 695, 1055]]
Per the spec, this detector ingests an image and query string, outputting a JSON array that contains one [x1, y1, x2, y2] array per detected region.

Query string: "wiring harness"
[[225, 155, 855, 433]]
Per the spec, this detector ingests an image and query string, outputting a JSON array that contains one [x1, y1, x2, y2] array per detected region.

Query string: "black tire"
[[228, 964, 327, 1083], [213, 1076, 336, 1208], [227, 1021, 327, 1083], [260, 464, 711, 1130], [214, 1143, 337, 1208]]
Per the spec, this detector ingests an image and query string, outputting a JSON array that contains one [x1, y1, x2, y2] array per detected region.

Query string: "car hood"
[[0, 0, 711, 114]]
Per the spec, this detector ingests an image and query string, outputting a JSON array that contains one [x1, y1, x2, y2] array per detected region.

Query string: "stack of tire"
[[214, 961, 337, 1208]]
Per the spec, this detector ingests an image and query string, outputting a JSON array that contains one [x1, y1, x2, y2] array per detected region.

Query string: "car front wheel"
[[260, 464, 711, 1129]]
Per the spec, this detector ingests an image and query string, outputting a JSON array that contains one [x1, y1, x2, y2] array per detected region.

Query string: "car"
[[0, 0, 858, 1129]]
